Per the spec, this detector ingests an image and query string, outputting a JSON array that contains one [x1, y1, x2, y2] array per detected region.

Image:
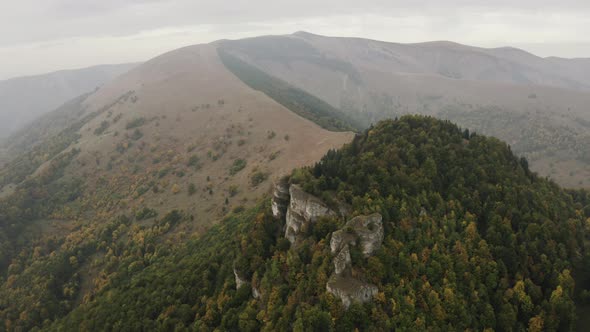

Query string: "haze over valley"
[[0, 63, 137, 138]]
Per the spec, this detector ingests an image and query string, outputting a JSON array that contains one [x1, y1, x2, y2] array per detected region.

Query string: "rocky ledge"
[[326, 275, 379, 309], [271, 177, 290, 220], [331, 213, 384, 257], [284, 185, 335, 244], [326, 213, 383, 308], [269, 181, 385, 309]]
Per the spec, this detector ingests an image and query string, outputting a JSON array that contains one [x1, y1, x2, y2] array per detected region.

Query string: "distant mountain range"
[[219, 31, 590, 187], [0, 63, 138, 138]]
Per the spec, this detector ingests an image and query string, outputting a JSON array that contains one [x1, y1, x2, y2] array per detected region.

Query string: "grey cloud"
[[1, 0, 589, 79], [2, 0, 590, 47]]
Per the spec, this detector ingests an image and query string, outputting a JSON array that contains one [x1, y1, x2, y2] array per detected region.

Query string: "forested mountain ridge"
[[13, 116, 588, 331]]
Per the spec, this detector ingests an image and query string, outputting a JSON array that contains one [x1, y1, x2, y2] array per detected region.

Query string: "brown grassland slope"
[[12, 42, 353, 232]]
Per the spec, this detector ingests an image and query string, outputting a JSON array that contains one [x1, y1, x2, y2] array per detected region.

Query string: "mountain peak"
[[292, 30, 321, 38]]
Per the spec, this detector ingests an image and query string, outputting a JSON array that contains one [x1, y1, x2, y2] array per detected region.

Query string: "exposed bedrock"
[[326, 275, 379, 309], [331, 213, 384, 257], [327, 213, 384, 308], [284, 185, 335, 243], [271, 177, 290, 220]]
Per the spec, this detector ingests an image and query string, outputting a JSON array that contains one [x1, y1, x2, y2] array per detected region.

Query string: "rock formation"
[[327, 213, 384, 308], [271, 177, 290, 220], [284, 185, 335, 243], [326, 276, 379, 309], [233, 266, 248, 290], [330, 213, 384, 257], [252, 287, 261, 299], [333, 244, 352, 275], [269, 181, 383, 308], [234, 265, 262, 298]]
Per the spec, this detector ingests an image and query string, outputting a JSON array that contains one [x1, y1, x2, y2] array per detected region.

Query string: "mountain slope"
[[220, 32, 590, 187], [66, 43, 353, 227], [297, 32, 590, 90], [0, 42, 353, 227], [0, 40, 355, 331], [0, 63, 137, 138], [41, 116, 590, 331]]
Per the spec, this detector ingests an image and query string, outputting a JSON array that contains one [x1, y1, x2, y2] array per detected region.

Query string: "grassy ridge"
[[217, 46, 361, 132]]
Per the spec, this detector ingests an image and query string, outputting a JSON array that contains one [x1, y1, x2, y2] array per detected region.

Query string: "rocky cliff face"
[[327, 213, 383, 308], [271, 177, 290, 220], [234, 266, 261, 298], [233, 267, 248, 290], [284, 184, 335, 244], [333, 244, 352, 275], [268, 181, 384, 309], [331, 213, 384, 257], [326, 276, 379, 309]]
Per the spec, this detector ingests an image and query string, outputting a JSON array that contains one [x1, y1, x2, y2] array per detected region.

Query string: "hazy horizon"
[[2, 0, 590, 80], [2, 32, 589, 82]]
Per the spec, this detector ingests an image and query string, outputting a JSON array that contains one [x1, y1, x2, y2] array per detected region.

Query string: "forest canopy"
[[1, 115, 589, 331]]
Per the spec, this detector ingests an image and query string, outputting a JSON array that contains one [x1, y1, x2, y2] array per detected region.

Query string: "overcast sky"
[[1, 0, 590, 80]]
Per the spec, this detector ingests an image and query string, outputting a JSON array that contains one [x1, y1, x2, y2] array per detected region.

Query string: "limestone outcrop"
[[330, 213, 384, 257], [326, 275, 379, 309], [233, 266, 248, 290], [234, 265, 262, 298], [333, 244, 352, 275], [252, 287, 261, 299], [271, 177, 290, 220], [284, 185, 335, 243], [327, 213, 384, 308], [268, 181, 384, 308]]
